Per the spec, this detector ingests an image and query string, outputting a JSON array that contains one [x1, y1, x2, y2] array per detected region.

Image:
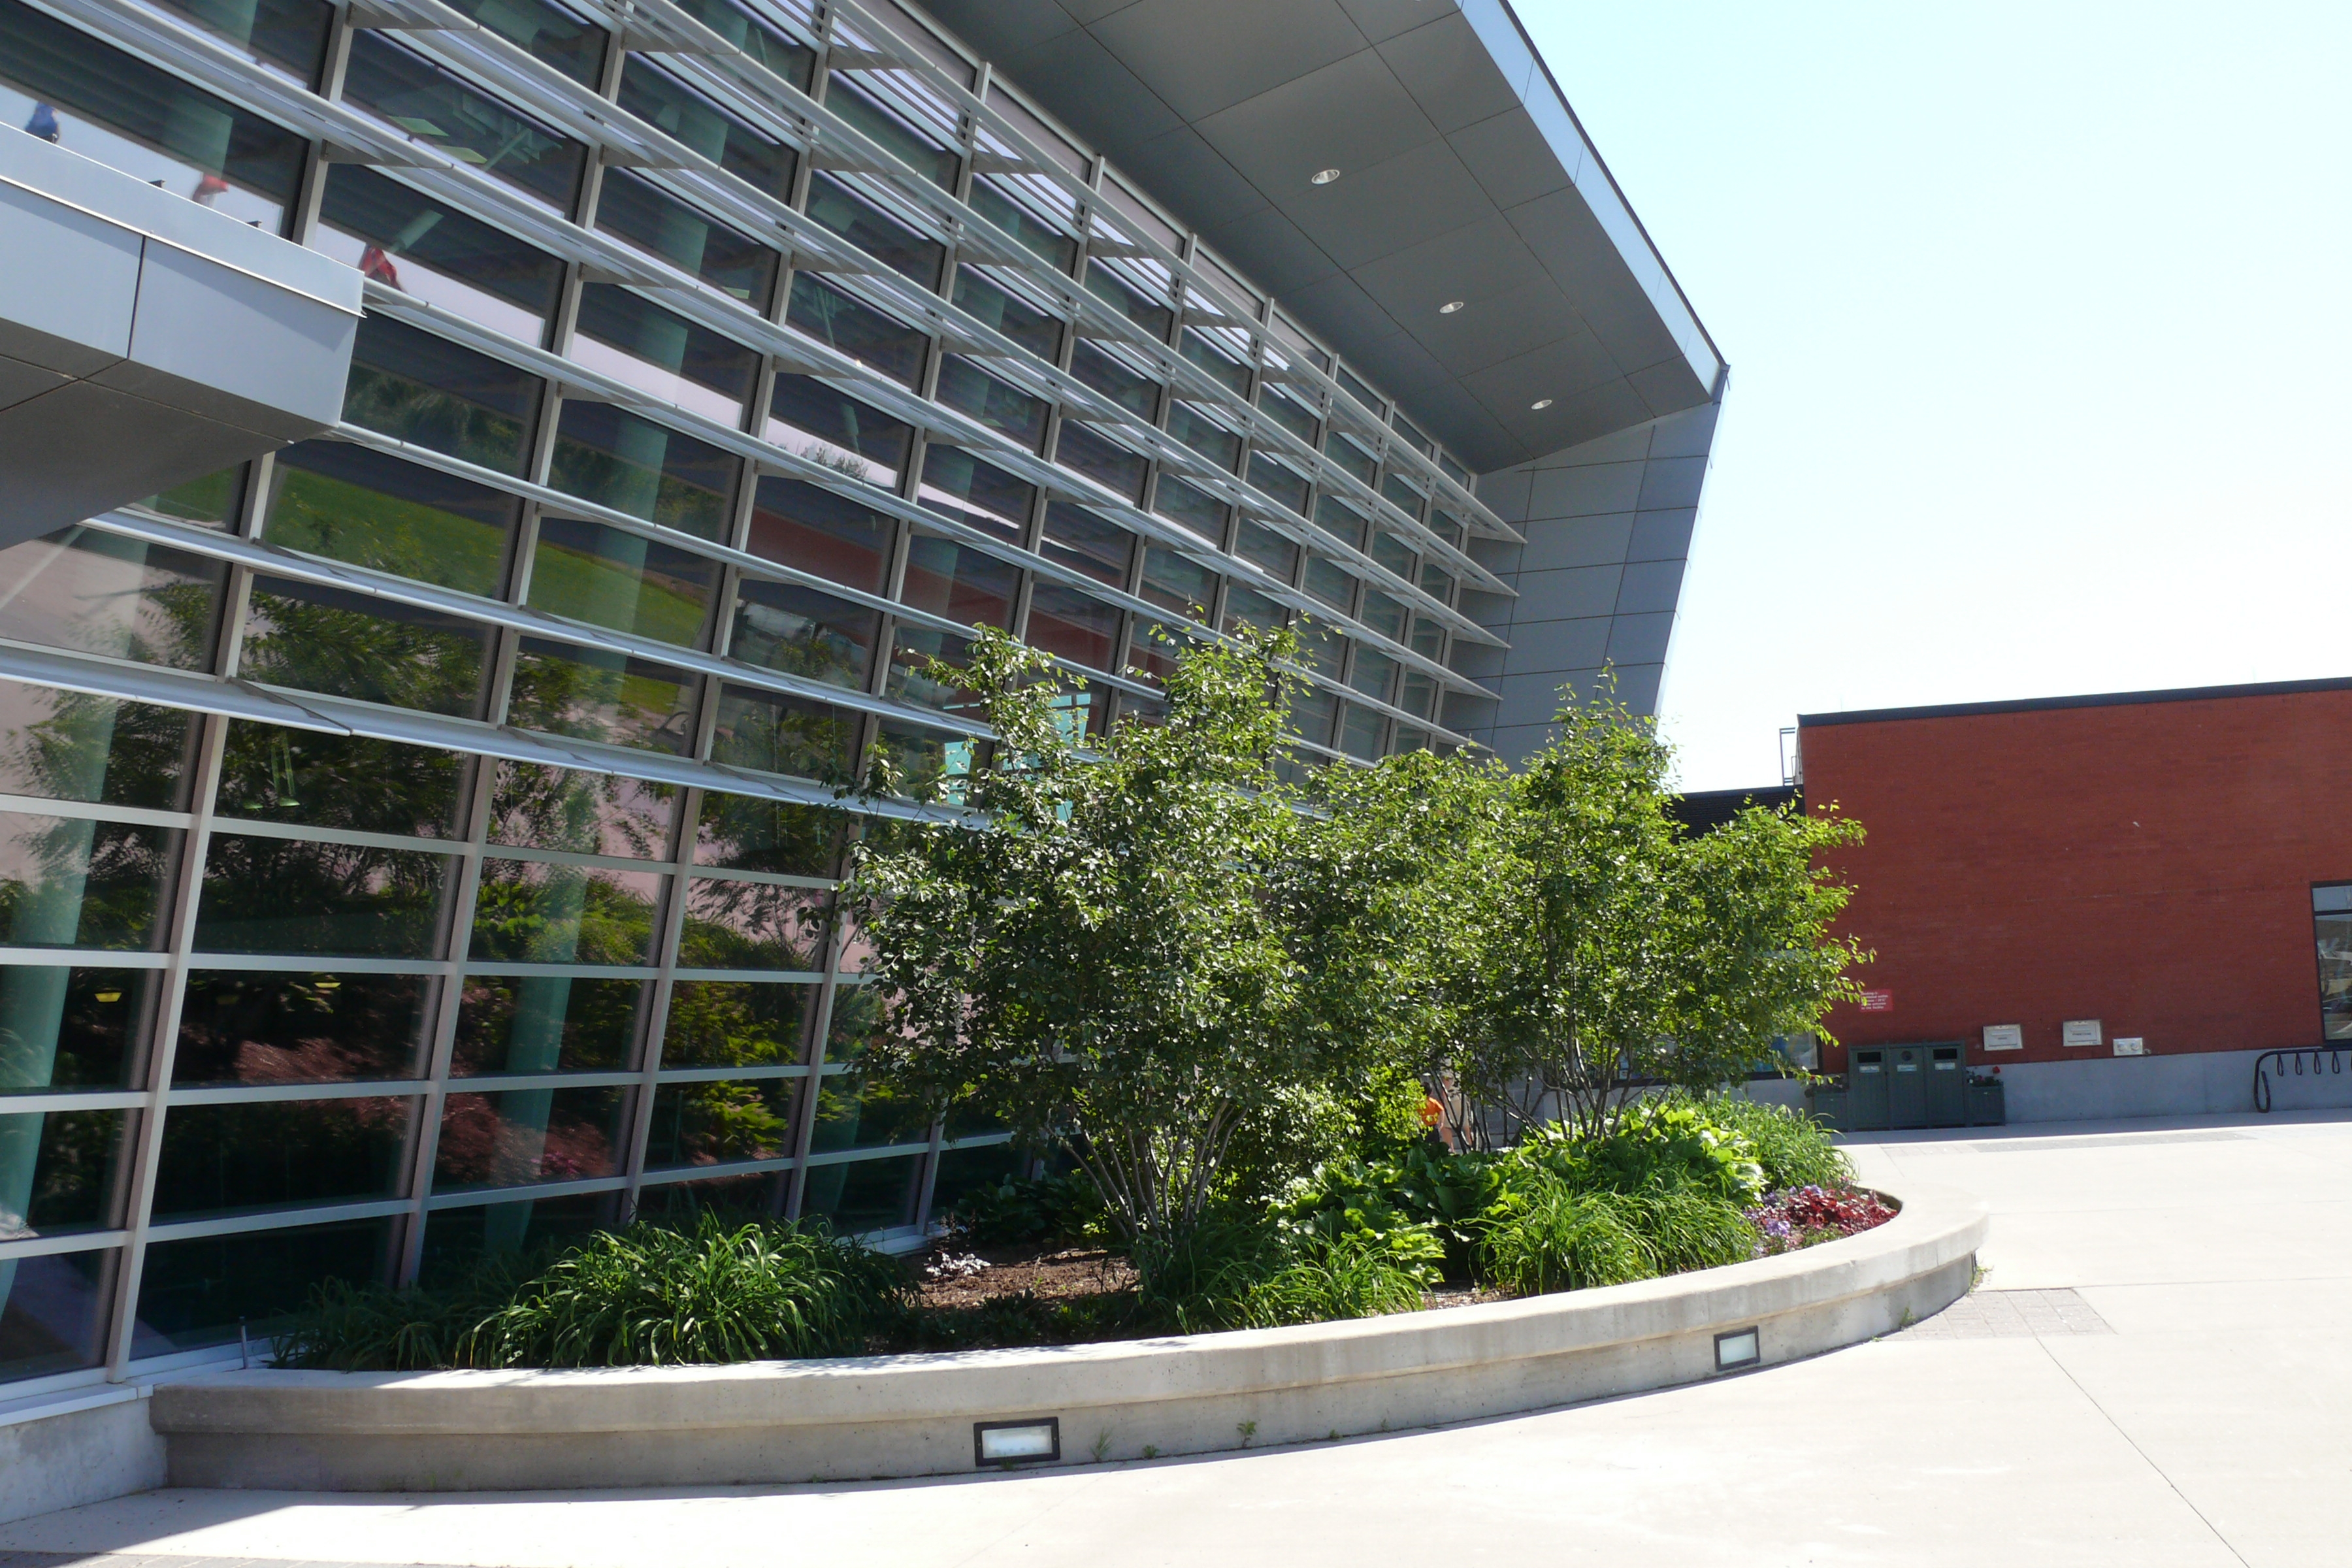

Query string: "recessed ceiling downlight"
[[1439, 300, 1465, 314], [1530, 398, 1554, 410], [1310, 167, 1341, 185]]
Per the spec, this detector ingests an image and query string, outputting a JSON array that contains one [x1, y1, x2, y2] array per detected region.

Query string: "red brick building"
[[1797, 678, 2352, 1121]]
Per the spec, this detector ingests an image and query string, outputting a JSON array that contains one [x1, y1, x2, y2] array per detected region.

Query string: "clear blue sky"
[[1515, 2, 2352, 791]]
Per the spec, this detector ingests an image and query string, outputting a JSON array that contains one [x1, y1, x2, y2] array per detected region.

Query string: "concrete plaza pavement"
[[3, 1110, 2348, 1567]]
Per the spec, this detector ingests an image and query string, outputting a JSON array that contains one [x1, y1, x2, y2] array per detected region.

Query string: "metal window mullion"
[[619, 776, 700, 1221]]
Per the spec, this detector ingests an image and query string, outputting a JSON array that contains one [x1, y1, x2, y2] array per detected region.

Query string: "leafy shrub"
[[1690, 1094, 1852, 1192], [1503, 1100, 1766, 1204], [276, 1214, 907, 1370], [942, 1169, 1105, 1249], [1480, 1176, 1758, 1295], [1131, 1217, 1431, 1334]]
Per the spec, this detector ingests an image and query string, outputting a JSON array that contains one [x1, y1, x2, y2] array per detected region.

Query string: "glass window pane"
[[1399, 668, 1438, 721], [867, 720, 975, 804], [570, 284, 759, 422], [435, 0, 606, 84], [1084, 265, 1173, 341], [804, 173, 943, 284], [953, 267, 1063, 363], [708, 686, 857, 785], [1247, 451, 1309, 517], [809, 1070, 930, 1154], [150, 1096, 416, 1220], [1233, 517, 1299, 581], [343, 34, 585, 210], [131, 1218, 394, 1355], [174, 971, 435, 1085], [1313, 497, 1367, 551], [433, 1086, 630, 1190], [1289, 683, 1337, 747], [218, 723, 469, 839], [147, 0, 330, 82], [452, 975, 647, 1074], [506, 639, 698, 755], [490, 761, 676, 859], [2317, 910, 2352, 1039], [1139, 546, 1215, 617], [822, 83, 956, 190], [1349, 647, 1398, 703], [1054, 421, 1148, 503], [764, 376, 911, 488], [729, 577, 879, 692], [195, 834, 453, 958], [527, 517, 716, 649], [1339, 701, 1384, 760], [918, 448, 1036, 544], [1167, 402, 1241, 470], [240, 576, 491, 717], [1410, 615, 1446, 660], [0, 1107, 126, 1235], [692, 792, 840, 877], [1419, 561, 1456, 604], [800, 1151, 919, 1232], [1294, 617, 1342, 678], [658, 0, 813, 87], [0, 684, 192, 811], [342, 317, 543, 477], [1025, 584, 1121, 671], [1324, 431, 1377, 485], [263, 442, 519, 598], [645, 1079, 795, 1168], [0, 966, 150, 1092], [1304, 556, 1356, 615], [899, 532, 1018, 627], [883, 626, 985, 719], [929, 1141, 1021, 1222], [1359, 589, 1407, 644], [968, 179, 1078, 272], [316, 167, 563, 342], [1179, 329, 1251, 397], [1382, 472, 1426, 519], [785, 276, 927, 389], [634, 1169, 782, 1222], [1369, 530, 1416, 582], [0, 528, 223, 671], [1039, 503, 1134, 587], [418, 1190, 617, 1282], [0, 1249, 115, 1382], [136, 465, 246, 529], [677, 878, 828, 971], [616, 57, 798, 199], [469, 859, 665, 966], [1068, 341, 1158, 420], [0, 813, 178, 953], [933, 360, 1049, 453], [1222, 583, 1286, 637], [745, 476, 895, 595], [0, 0, 304, 228], [1258, 385, 1320, 443], [661, 980, 812, 1068], [1154, 476, 1228, 543], [548, 402, 739, 543]]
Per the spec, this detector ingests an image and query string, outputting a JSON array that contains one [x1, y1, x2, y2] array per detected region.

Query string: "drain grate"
[[1895, 1288, 2115, 1339], [1970, 1130, 2250, 1154]]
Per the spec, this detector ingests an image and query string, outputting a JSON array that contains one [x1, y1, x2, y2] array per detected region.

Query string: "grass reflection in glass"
[[506, 640, 696, 755], [264, 442, 517, 597]]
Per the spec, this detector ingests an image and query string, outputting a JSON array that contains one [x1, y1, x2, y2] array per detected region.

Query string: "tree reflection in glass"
[[173, 972, 434, 1084], [240, 578, 491, 717], [506, 640, 696, 755], [676, 877, 827, 973], [451, 977, 645, 1075], [0, 528, 223, 672], [218, 723, 469, 839], [691, 791, 842, 880], [661, 981, 810, 1070], [195, 834, 453, 958]]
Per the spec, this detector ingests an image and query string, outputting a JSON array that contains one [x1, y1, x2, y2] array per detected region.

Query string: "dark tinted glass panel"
[[804, 173, 943, 285], [1290, 683, 1337, 747], [0, 966, 150, 1092], [678, 878, 828, 971], [240, 576, 490, 717], [1083, 265, 1173, 340], [1247, 451, 1309, 516], [1429, 508, 1466, 547], [1339, 701, 1384, 760], [0, 813, 176, 952], [745, 476, 894, 594], [433, 1087, 629, 1190], [344, 34, 585, 210], [1370, 529, 1416, 582], [730, 578, 879, 692], [1040, 503, 1134, 587], [968, 179, 1078, 272], [1168, 403, 1241, 470], [594, 170, 777, 309], [1294, 617, 1342, 678], [1439, 452, 1470, 485], [692, 792, 840, 877], [1399, 668, 1437, 721], [823, 83, 956, 189], [885, 625, 981, 716], [786, 276, 927, 387], [1313, 496, 1367, 550], [174, 972, 434, 1085], [1258, 385, 1320, 443], [1139, 546, 1214, 617], [666, 0, 813, 89], [1154, 476, 1227, 543], [953, 267, 1064, 363], [345, 314, 544, 478], [150, 1097, 414, 1218], [1234, 517, 1298, 580], [435, 0, 606, 86], [0, 0, 305, 227], [507, 640, 697, 754], [1068, 341, 1158, 419], [1180, 330, 1251, 397], [868, 719, 973, 802], [1359, 589, 1407, 643], [549, 402, 738, 542], [617, 58, 798, 197], [823, 979, 880, 1064], [1324, 431, 1377, 485], [764, 376, 910, 488], [0, 685, 190, 811], [418, 1191, 615, 1283], [1419, 560, 1456, 604], [0, 1107, 123, 1233], [1349, 647, 1398, 702], [1336, 364, 1380, 410], [1024, 583, 1120, 671], [527, 517, 717, 649], [1054, 421, 1147, 502], [1393, 415, 1432, 456], [0, 529, 222, 671], [899, 532, 1017, 627], [131, 1218, 392, 1354], [809, 1071, 929, 1153], [800, 1152, 919, 1232], [219, 723, 467, 838], [137, 465, 245, 529], [451, 975, 646, 1074], [1410, 615, 1446, 660], [646, 1079, 795, 1168], [934, 359, 1049, 452], [265, 440, 519, 596], [930, 1141, 1021, 1222], [919, 448, 1034, 542], [148, 0, 330, 81], [195, 835, 452, 958], [489, 761, 675, 859], [661, 981, 812, 1068], [317, 167, 564, 340], [709, 686, 857, 785], [1381, 472, 1426, 519], [1304, 555, 1356, 614], [572, 284, 759, 414], [469, 859, 664, 966], [0, 1249, 112, 1382], [1222, 583, 1286, 637]]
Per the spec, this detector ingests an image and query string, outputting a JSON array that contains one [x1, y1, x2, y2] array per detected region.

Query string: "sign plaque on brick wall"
[[2113, 1036, 2147, 1056], [1859, 990, 1893, 1013], [1982, 1023, 2023, 1051], [2062, 1019, 2103, 1048]]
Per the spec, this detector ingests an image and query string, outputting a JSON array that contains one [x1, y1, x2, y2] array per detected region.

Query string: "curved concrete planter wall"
[[152, 1182, 1984, 1490]]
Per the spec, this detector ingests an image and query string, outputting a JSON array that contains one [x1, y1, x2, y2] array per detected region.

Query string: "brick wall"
[[1801, 685, 2352, 1071]]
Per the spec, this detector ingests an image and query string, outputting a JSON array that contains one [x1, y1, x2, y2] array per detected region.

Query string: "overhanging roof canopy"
[[919, 0, 1723, 472]]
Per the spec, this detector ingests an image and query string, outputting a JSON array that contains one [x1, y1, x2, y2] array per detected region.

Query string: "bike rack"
[[2253, 1044, 2351, 1113]]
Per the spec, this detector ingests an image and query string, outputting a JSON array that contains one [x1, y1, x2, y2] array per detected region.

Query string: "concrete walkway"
[[5, 1111, 2349, 1567]]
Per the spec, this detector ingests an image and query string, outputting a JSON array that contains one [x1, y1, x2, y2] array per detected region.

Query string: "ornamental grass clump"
[[1685, 1093, 1852, 1192], [1477, 1179, 1758, 1296]]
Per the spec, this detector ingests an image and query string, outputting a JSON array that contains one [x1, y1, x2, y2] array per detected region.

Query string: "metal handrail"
[[2253, 1043, 2351, 1112]]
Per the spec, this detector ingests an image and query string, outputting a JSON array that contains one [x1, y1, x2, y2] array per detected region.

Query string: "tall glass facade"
[[0, 0, 1519, 1392]]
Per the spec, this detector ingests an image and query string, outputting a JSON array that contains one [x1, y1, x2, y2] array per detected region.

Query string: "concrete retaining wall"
[[148, 1182, 1984, 1491], [0, 1388, 167, 1526], [1998, 1047, 2352, 1122]]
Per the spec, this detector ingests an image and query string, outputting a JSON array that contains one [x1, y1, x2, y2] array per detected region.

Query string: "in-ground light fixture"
[[974, 1417, 1061, 1467], [1439, 300, 1465, 314], [1311, 167, 1341, 184], [1529, 397, 1554, 410]]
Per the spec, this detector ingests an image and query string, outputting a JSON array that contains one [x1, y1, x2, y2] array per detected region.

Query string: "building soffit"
[[914, 0, 1724, 472]]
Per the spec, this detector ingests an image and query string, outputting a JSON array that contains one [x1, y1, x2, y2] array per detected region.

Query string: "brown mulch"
[[911, 1243, 1137, 1311]]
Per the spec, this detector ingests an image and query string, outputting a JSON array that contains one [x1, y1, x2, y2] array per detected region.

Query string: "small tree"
[[1441, 683, 1866, 1141], [840, 624, 1439, 1247]]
